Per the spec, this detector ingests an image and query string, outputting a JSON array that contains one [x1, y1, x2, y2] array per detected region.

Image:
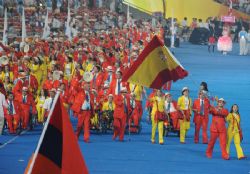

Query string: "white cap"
[[106, 66, 113, 72], [120, 87, 127, 93], [103, 82, 109, 88], [218, 98, 226, 103], [50, 88, 57, 92], [182, 87, 189, 92], [165, 92, 171, 96], [91, 89, 97, 93], [22, 87, 28, 91]]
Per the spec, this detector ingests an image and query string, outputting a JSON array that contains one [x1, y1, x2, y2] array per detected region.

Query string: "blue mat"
[[0, 43, 249, 174]]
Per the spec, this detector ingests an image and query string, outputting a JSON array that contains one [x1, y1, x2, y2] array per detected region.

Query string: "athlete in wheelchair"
[[99, 94, 115, 133], [163, 92, 180, 137]]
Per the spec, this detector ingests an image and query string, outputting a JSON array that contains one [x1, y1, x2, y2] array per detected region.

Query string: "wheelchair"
[[99, 110, 114, 133], [163, 113, 180, 137], [90, 110, 114, 134]]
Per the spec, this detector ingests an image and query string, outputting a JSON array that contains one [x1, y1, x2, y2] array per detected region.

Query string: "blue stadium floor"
[[0, 43, 250, 174]]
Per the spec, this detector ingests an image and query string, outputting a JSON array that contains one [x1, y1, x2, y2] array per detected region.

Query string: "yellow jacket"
[[31, 64, 40, 74], [35, 96, 46, 108], [1, 72, 14, 82], [129, 84, 143, 101], [4, 82, 13, 92], [226, 113, 241, 133], [150, 96, 165, 116], [102, 101, 115, 111], [31, 64, 43, 83], [177, 95, 192, 112], [83, 62, 94, 72]]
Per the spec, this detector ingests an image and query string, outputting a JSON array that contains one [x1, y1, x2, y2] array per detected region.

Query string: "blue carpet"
[[0, 43, 250, 174]]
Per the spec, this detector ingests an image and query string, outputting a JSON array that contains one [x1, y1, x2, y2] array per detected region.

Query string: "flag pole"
[[42, 9, 49, 39], [171, 8, 175, 48], [65, 2, 71, 41], [26, 92, 61, 174], [127, 3, 130, 25], [2, 8, 7, 45], [21, 8, 27, 42]]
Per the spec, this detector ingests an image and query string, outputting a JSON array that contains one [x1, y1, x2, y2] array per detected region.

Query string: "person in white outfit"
[[0, 89, 7, 135], [246, 29, 250, 55], [238, 27, 248, 56]]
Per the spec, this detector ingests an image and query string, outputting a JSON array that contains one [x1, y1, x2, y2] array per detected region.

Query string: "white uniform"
[[0, 92, 7, 135], [43, 97, 54, 112]]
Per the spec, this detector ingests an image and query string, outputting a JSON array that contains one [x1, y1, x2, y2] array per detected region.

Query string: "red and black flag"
[[25, 96, 88, 174]]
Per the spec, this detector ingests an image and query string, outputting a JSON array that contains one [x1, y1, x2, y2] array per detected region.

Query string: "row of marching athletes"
[[147, 83, 246, 160], [70, 69, 146, 143], [0, 69, 245, 160]]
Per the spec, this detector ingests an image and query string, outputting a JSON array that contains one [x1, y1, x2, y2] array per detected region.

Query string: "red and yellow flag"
[[122, 35, 188, 89], [25, 97, 88, 174]]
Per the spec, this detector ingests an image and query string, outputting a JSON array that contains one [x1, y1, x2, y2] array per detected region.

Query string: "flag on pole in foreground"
[[25, 97, 88, 174], [122, 35, 188, 89]]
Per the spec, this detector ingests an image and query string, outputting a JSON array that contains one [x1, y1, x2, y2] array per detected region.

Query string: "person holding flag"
[[129, 83, 145, 126], [148, 89, 165, 145]]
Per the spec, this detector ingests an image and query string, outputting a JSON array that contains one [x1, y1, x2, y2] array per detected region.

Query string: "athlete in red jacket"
[[192, 90, 210, 144], [4, 92, 21, 134], [113, 87, 130, 141], [71, 82, 94, 143], [15, 87, 36, 130]]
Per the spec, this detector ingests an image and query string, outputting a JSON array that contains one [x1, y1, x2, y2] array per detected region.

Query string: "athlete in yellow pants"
[[35, 89, 47, 123], [177, 87, 192, 143], [149, 90, 165, 145], [151, 116, 164, 144], [179, 119, 190, 143], [226, 104, 246, 159]]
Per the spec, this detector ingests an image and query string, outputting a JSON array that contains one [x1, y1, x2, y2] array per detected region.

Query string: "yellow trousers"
[[36, 106, 44, 123], [151, 114, 164, 144], [179, 120, 190, 143], [91, 113, 99, 126], [226, 131, 244, 158]]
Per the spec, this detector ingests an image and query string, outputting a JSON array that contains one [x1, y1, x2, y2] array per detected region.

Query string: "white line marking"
[[0, 130, 28, 149]]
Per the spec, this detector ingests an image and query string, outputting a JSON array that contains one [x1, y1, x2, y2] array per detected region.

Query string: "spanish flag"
[[122, 36, 188, 89], [25, 95, 88, 174]]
